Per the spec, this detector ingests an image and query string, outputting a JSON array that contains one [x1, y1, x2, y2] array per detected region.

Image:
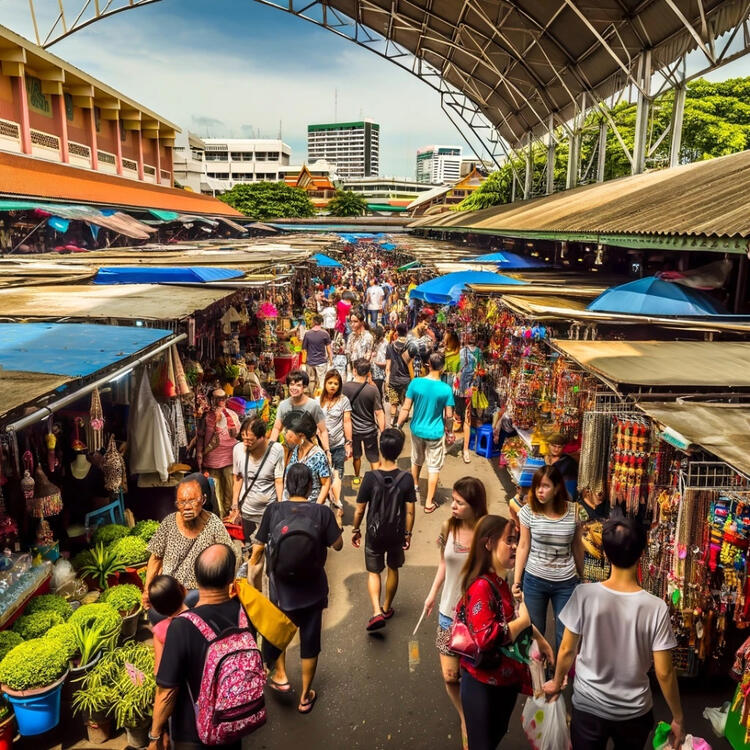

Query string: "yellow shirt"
[[407, 283, 417, 301]]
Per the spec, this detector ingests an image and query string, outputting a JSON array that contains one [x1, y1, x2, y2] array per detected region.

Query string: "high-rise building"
[[307, 120, 379, 179], [416, 145, 462, 184]]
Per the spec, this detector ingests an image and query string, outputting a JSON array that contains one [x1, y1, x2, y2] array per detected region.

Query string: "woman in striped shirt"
[[512, 464, 584, 650]]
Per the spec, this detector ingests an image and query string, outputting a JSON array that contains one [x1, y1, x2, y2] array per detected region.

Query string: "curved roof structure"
[[23, 0, 750, 149]]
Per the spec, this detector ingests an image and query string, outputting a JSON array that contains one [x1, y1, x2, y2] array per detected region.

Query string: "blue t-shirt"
[[406, 377, 455, 440]]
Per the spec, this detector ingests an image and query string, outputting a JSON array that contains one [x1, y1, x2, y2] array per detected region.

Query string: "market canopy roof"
[[312, 253, 342, 267], [0, 323, 171, 377], [463, 251, 548, 269], [0, 284, 237, 321], [410, 150, 750, 251], [587, 276, 728, 316], [412, 270, 523, 305], [552, 340, 750, 388], [94, 266, 244, 285], [637, 402, 750, 479], [0, 150, 242, 217], [0, 370, 72, 419]]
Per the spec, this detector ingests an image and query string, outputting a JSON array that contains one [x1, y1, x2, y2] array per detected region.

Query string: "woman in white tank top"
[[424, 477, 488, 750]]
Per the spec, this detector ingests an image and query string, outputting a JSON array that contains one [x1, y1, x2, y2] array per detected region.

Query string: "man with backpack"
[[251, 464, 343, 714], [150, 544, 267, 750], [351, 428, 416, 632], [385, 322, 413, 427]]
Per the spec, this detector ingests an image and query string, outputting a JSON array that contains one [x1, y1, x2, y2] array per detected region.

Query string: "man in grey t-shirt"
[[544, 514, 684, 749]]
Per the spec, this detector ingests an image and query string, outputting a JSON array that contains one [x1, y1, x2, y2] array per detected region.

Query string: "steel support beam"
[[632, 51, 652, 175], [524, 132, 533, 199], [546, 115, 556, 195], [596, 120, 607, 182], [669, 81, 687, 167]]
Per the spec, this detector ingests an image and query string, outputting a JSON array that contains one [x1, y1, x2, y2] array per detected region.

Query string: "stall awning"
[[216, 216, 248, 233], [0, 284, 237, 321], [0, 323, 172, 377], [637, 402, 750, 478], [149, 209, 179, 221], [0, 370, 72, 419], [94, 267, 244, 285], [552, 340, 750, 388], [312, 253, 342, 267], [412, 271, 522, 306]]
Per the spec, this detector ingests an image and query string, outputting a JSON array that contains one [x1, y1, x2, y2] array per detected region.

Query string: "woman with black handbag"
[[452, 515, 554, 750]]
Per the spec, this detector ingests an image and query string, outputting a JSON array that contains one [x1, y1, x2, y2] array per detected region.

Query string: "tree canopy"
[[327, 190, 368, 217], [219, 182, 315, 220], [458, 77, 750, 211]]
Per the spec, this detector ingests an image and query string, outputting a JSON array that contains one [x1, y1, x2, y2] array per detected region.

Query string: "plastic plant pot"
[[1, 671, 68, 736], [0, 713, 15, 750], [119, 607, 143, 642]]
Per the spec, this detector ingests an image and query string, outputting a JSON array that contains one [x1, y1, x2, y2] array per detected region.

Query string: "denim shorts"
[[329, 444, 346, 476], [438, 612, 453, 630]]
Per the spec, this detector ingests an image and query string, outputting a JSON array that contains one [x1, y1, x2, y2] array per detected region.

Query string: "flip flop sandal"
[[267, 677, 292, 694], [381, 607, 395, 620], [366, 614, 386, 631], [298, 689, 318, 714], [463, 452, 472, 464], [352, 477, 361, 486], [424, 504, 438, 514]]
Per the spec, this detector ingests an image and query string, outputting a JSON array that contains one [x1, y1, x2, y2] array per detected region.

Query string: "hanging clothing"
[[129, 370, 175, 482]]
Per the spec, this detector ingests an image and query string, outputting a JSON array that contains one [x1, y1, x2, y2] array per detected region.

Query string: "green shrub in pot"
[[71, 681, 113, 718], [0, 638, 69, 691], [24, 593, 73, 621], [78, 543, 126, 589], [12, 610, 64, 640], [45, 623, 79, 662], [100, 584, 141, 616], [108, 536, 149, 567], [68, 603, 121, 666], [129, 520, 159, 543], [71, 548, 93, 572], [0, 631, 23, 663], [92, 524, 129, 547]]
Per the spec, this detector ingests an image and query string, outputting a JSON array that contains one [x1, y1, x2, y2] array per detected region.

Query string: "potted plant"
[[100, 584, 143, 641], [109, 536, 149, 567], [78, 543, 125, 590], [44, 624, 78, 663], [0, 697, 14, 750], [91, 523, 129, 547], [0, 633, 22, 664], [129, 520, 159, 542], [0, 638, 69, 736], [71, 682, 113, 743], [67, 603, 122, 669], [12, 610, 65, 640], [23, 594, 72, 621]]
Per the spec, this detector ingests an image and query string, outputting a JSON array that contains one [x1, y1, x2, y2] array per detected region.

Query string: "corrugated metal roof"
[[410, 150, 750, 240]]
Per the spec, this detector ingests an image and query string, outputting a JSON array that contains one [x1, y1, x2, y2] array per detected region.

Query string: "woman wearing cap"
[[141, 473, 233, 624]]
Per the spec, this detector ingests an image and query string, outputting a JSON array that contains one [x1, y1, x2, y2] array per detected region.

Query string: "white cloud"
[[0, 0, 467, 176]]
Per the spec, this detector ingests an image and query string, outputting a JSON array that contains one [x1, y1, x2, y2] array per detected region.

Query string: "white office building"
[[416, 145, 462, 184], [307, 120, 379, 179], [173, 137, 292, 195]]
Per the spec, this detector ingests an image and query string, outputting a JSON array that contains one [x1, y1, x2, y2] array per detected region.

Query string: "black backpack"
[[366, 470, 409, 551], [268, 508, 324, 583]]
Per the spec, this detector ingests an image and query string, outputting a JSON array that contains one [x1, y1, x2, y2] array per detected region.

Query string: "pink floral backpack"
[[181, 607, 267, 745]]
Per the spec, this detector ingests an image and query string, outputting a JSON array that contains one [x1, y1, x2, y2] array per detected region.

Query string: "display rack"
[[684, 460, 750, 491]]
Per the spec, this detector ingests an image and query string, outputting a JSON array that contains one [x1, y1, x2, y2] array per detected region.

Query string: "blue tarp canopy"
[[380, 243, 397, 251], [0, 323, 172, 377], [312, 253, 342, 268], [587, 276, 728, 316], [411, 271, 523, 305], [463, 251, 548, 269], [337, 232, 385, 243], [94, 267, 244, 284]]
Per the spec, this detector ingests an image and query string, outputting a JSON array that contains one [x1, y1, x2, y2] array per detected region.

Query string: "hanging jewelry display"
[[20, 450, 35, 514], [578, 412, 611, 500], [608, 416, 652, 514], [32, 464, 63, 518], [88, 386, 104, 452]]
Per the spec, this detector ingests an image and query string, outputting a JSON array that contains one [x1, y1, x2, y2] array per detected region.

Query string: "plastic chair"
[[474, 423, 500, 458], [468, 427, 477, 450], [84, 499, 125, 533]]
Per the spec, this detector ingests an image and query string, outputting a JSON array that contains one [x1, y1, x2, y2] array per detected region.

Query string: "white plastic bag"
[[521, 695, 571, 750], [702, 703, 729, 737], [51, 557, 75, 591]]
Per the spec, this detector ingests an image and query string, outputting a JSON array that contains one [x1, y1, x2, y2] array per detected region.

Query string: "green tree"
[[327, 190, 368, 217], [219, 182, 315, 220], [459, 77, 750, 211]]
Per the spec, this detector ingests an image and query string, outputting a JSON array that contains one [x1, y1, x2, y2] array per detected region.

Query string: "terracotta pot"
[[84, 715, 112, 744], [82, 572, 120, 592]]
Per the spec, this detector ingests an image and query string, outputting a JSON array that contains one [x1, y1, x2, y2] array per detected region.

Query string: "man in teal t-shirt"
[[396, 352, 455, 513]]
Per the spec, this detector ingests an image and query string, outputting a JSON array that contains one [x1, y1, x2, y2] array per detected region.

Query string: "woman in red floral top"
[[459, 515, 554, 749]]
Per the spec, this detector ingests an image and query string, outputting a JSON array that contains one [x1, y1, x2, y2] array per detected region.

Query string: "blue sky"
[[1, 0, 463, 177]]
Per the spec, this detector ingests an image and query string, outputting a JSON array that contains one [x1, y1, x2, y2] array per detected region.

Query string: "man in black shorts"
[[352, 428, 415, 631], [343, 358, 385, 486]]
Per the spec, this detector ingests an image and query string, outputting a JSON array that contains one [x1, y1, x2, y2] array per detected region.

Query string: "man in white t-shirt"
[[230, 417, 284, 588], [365, 278, 385, 328], [543, 513, 684, 750]]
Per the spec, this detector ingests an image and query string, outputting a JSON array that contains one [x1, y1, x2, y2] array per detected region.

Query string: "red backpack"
[[181, 607, 266, 745]]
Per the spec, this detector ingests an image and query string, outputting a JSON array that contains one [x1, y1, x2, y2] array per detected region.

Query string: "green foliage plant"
[[71, 548, 93, 572], [100, 584, 142, 616], [129, 520, 159, 542], [71, 682, 112, 720], [219, 182, 315, 219], [108, 536, 149, 567], [327, 190, 368, 217], [0, 638, 68, 691], [0, 631, 23, 663], [45, 623, 79, 662], [12, 610, 64, 640], [78, 543, 126, 589], [68, 603, 121, 667], [92, 524, 130, 547], [24, 593, 73, 621]]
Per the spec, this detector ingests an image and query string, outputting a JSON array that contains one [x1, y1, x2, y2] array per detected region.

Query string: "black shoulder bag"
[[238, 445, 273, 515]]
